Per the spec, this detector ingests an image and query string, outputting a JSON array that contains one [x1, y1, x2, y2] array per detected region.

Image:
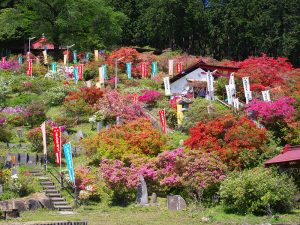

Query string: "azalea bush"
[[27, 123, 53, 151], [220, 167, 297, 215], [184, 115, 269, 169], [138, 90, 161, 106]]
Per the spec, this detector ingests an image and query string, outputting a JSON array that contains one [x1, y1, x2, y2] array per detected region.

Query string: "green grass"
[[1, 203, 299, 225]]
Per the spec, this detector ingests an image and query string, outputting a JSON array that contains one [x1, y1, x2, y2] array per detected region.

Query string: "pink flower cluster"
[[138, 90, 161, 104], [246, 96, 295, 122], [2, 107, 24, 114], [0, 117, 6, 126], [0, 60, 20, 70]]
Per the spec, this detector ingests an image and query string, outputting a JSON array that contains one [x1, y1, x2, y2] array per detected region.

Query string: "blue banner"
[[126, 63, 131, 79], [18, 56, 23, 64], [85, 52, 89, 62], [63, 142, 75, 183], [102, 64, 107, 79], [152, 62, 158, 77], [52, 62, 57, 74], [73, 50, 77, 64], [74, 67, 79, 84]]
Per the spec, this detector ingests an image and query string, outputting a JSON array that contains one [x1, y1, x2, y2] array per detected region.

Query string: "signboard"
[[163, 77, 171, 96], [63, 142, 75, 183], [52, 127, 61, 165], [159, 109, 167, 133], [27, 59, 33, 76]]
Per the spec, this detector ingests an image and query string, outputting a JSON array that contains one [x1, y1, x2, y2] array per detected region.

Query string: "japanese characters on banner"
[[63, 54, 67, 65], [78, 64, 83, 80], [73, 66, 79, 84], [206, 72, 214, 99], [85, 52, 89, 62], [140, 62, 147, 78], [163, 77, 171, 96], [41, 122, 47, 155], [103, 64, 107, 79], [52, 127, 61, 165], [233, 97, 239, 110], [242, 77, 252, 104], [159, 109, 167, 134], [168, 59, 174, 76], [1, 57, 6, 64], [43, 50, 48, 64], [63, 142, 75, 183], [225, 85, 233, 105], [18, 56, 23, 64], [176, 62, 183, 74], [73, 50, 77, 64], [94, 50, 99, 62], [126, 63, 131, 79], [262, 90, 271, 102], [99, 66, 105, 86], [177, 101, 183, 126], [229, 73, 236, 94], [27, 59, 32, 76], [152, 62, 158, 77], [52, 62, 57, 74]]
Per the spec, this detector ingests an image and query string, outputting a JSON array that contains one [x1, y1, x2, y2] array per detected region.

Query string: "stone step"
[[41, 181, 54, 185], [47, 193, 61, 198], [45, 189, 59, 194], [42, 185, 56, 190], [39, 177, 51, 181], [53, 201, 68, 206], [50, 197, 65, 202], [54, 205, 73, 211]]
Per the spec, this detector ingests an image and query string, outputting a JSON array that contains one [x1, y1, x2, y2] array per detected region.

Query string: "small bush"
[[219, 167, 297, 215]]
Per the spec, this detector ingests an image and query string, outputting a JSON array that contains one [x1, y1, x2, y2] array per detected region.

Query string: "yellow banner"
[[94, 50, 99, 62], [177, 103, 183, 126]]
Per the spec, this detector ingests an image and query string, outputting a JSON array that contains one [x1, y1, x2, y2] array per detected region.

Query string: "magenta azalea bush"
[[138, 90, 161, 104], [246, 97, 295, 123], [0, 60, 20, 70]]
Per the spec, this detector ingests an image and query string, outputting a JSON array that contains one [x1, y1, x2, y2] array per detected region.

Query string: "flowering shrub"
[[107, 47, 141, 69], [27, 123, 53, 151], [184, 115, 268, 169], [138, 90, 161, 105], [0, 60, 20, 71], [2, 106, 24, 114], [65, 86, 104, 106], [83, 118, 166, 161], [23, 101, 47, 127], [247, 97, 295, 122]]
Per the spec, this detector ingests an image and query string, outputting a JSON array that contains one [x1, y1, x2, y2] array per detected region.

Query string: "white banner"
[[262, 90, 271, 102], [225, 85, 233, 105], [164, 77, 171, 96], [229, 73, 236, 94], [63, 54, 67, 65], [233, 97, 239, 110], [168, 60, 174, 76], [94, 50, 99, 62], [242, 77, 252, 104], [99, 66, 104, 86], [43, 50, 48, 64], [206, 72, 214, 92], [245, 91, 252, 104], [41, 122, 47, 155]]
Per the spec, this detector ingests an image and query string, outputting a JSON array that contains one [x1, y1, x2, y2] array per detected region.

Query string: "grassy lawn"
[[1, 202, 300, 225]]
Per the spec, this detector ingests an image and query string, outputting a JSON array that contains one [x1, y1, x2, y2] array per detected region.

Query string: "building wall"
[[170, 68, 207, 95]]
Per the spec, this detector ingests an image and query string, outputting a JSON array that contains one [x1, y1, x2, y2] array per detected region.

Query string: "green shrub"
[[6, 93, 40, 106], [219, 167, 297, 215]]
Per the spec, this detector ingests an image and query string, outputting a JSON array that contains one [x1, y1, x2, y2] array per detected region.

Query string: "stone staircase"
[[29, 171, 73, 211]]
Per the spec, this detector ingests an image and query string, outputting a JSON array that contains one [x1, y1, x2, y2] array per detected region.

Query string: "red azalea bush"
[[27, 123, 52, 151], [138, 90, 161, 105], [184, 115, 268, 169], [106, 47, 141, 69], [64, 86, 104, 106]]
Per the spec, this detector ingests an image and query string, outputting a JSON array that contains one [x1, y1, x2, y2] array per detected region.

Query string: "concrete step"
[[41, 181, 53, 185], [45, 189, 59, 194], [47, 193, 61, 198], [50, 197, 65, 202], [39, 177, 50, 181], [53, 201, 68, 206], [42, 185, 56, 190], [54, 205, 73, 211]]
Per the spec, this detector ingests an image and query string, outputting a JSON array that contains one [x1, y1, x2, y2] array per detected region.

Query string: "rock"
[[167, 195, 187, 211], [201, 217, 210, 223], [13, 200, 27, 212], [136, 175, 148, 206], [6, 209, 19, 218], [27, 199, 41, 210], [0, 201, 10, 210], [39, 198, 52, 210]]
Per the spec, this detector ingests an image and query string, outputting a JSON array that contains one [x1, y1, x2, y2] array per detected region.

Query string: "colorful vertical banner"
[[176, 62, 182, 74], [73, 66, 79, 84], [225, 85, 233, 105], [78, 64, 83, 80], [63, 142, 75, 183], [85, 52, 89, 62], [159, 109, 167, 134], [43, 50, 48, 64], [140, 62, 147, 78], [126, 63, 132, 79], [164, 77, 171, 96], [133, 93, 138, 104], [152, 62, 158, 77], [262, 90, 271, 102], [229, 73, 236, 94], [242, 77, 252, 104], [99, 66, 104, 87], [2, 57, 6, 64], [63, 54, 67, 65], [52, 62, 57, 74], [18, 56, 23, 64], [41, 122, 47, 155], [27, 59, 33, 76], [168, 60, 174, 76], [52, 127, 61, 165], [102, 64, 107, 79], [206, 72, 214, 99], [94, 50, 99, 62], [177, 101, 183, 126], [233, 97, 239, 110], [73, 50, 77, 64]]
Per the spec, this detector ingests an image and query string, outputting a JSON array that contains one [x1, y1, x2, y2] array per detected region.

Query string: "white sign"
[[168, 60, 174, 76], [262, 90, 271, 102], [164, 77, 171, 96], [229, 73, 236, 94], [245, 91, 252, 104], [99, 66, 104, 86], [242, 77, 252, 104], [225, 85, 233, 105], [233, 97, 239, 110]]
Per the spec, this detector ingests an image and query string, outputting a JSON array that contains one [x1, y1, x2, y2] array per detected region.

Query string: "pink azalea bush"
[[246, 96, 295, 123], [0, 60, 20, 70], [138, 90, 161, 105]]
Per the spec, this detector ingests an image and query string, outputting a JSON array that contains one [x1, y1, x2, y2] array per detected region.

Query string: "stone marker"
[[16, 128, 24, 139], [150, 193, 157, 205], [96, 122, 103, 132], [116, 116, 121, 125], [75, 130, 84, 141], [167, 195, 187, 211], [27, 154, 37, 165], [0, 184, 3, 194], [136, 175, 148, 206]]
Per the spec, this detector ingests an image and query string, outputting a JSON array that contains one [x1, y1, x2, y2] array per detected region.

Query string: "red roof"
[[265, 145, 300, 166], [31, 35, 54, 50]]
